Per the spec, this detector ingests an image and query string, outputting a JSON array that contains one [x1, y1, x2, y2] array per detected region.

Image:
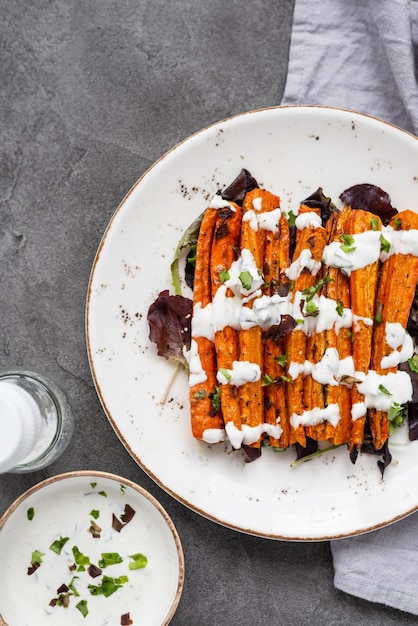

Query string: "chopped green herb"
[[218, 367, 232, 382], [273, 354, 287, 368], [128, 552, 148, 570], [98, 491, 107, 498], [340, 233, 356, 253], [88, 575, 128, 598], [239, 270, 253, 291], [27, 507, 35, 521], [295, 318, 305, 325], [305, 300, 319, 317], [69, 576, 80, 596], [336, 299, 344, 317], [262, 374, 277, 387], [301, 276, 333, 301], [370, 217, 380, 231], [72, 546, 90, 571], [408, 354, 418, 373], [98, 552, 123, 568], [375, 301, 383, 324], [288, 280, 295, 292], [76, 599, 88, 618], [219, 269, 230, 283], [31, 549, 45, 565], [193, 389, 206, 400], [379, 233, 391, 254], [89, 509, 100, 520], [394, 217, 402, 230], [120, 484, 127, 494], [49, 536, 70, 555], [378, 384, 392, 396], [90, 482, 97, 489], [210, 386, 221, 411]]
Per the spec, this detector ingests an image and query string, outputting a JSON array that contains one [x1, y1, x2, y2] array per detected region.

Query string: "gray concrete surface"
[[0, 1, 416, 624]]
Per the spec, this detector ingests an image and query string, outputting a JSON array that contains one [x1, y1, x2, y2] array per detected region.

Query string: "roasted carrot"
[[239, 188, 280, 447], [346, 210, 382, 461], [189, 207, 224, 441], [210, 201, 243, 445], [369, 210, 418, 449], [284, 221, 329, 447], [323, 207, 353, 445], [263, 211, 291, 448]]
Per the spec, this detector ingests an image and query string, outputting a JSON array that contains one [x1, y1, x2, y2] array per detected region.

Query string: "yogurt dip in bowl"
[[0, 470, 184, 626]]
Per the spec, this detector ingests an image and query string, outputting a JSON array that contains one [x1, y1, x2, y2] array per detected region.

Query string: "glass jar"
[[0, 369, 74, 473]]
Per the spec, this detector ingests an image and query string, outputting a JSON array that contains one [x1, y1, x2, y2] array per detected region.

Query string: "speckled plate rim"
[[0, 470, 185, 626], [86, 105, 418, 541]]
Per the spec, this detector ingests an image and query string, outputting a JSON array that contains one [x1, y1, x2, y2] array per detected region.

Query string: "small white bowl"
[[0, 471, 184, 626]]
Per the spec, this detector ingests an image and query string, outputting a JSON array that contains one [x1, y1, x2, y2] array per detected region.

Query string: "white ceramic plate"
[[86, 106, 418, 541], [0, 471, 184, 626]]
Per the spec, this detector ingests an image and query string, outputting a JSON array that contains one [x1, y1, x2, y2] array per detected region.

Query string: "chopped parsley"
[[239, 270, 253, 291], [370, 217, 380, 231], [128, 553, 148, 570], [379, 233, 391, 254], [27, 507, 35, 521], [88, 575, 129, 597], [375, 301, 383, 324], [273, 354, 287, 368], [89, 509, 100, 520], [301, 276, 333, 301], [72, 546, 90, 571], [49, 536, 70, 555], [210, 386, 221, 411], [340, 233, 356, 253], [98, 552, 123, 568], [378, 384, 392, 396], [218, 367, 232, 382], [219, 269, 230, 283], [262, 374, 276, 387], [76, 599, 89, 617]]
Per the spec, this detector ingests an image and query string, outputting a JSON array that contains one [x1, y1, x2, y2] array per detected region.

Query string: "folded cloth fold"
[[281, 0, 418, 616], [282, 0, 418, 134]]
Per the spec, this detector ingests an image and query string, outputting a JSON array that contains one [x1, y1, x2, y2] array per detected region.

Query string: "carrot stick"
[[239, 188, 280, 447], [189, 207, 224, 441], [284, 222, 329, 446], [263, 211, 291, 448], [210, 201, 243, 446], [369, 210, 418, 449], [323, 207, 353, 445], [346, 210, 382, 461]]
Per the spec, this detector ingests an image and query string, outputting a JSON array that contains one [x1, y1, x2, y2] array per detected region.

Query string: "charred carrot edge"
[[239, 188, 280, 447], [263, 210, 290, 448], [284, 223, 329, 446], [190, 207, 224, 440], [347, 210, 382, 459], [369, 210, 418, 449], [211, 201, 243, 442]]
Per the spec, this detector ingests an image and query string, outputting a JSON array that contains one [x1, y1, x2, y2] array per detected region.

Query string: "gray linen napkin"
[[281, 0, 418, 615], [282, 0, 418, 134]]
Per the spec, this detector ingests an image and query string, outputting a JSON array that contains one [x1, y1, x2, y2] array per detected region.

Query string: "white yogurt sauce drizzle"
[[188, 211, 418, 444]]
